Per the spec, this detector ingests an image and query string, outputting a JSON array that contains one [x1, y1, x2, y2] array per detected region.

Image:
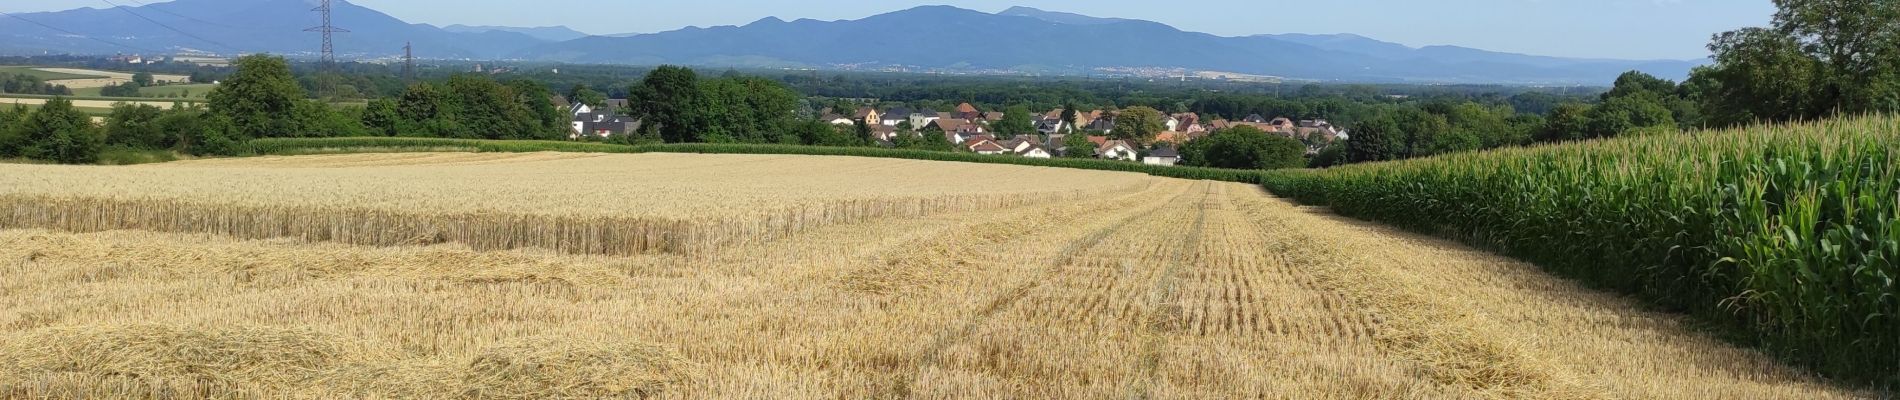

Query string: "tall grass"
[[1261, 116, 1900, 383], [247, 137, 1273, 183]]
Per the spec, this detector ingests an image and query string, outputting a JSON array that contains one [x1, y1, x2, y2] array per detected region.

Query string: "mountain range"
[[0, 1, 1704, 84]]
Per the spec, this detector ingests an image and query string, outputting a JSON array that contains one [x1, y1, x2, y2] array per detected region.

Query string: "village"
[[566, 99, 1347, 166]]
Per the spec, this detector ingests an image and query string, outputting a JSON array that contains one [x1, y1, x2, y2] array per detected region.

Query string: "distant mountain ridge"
[[0, 0, 547, 59], [0, 2, 1702, 84], [516, 6, 1702, 84], [441, 24, 590, 42]]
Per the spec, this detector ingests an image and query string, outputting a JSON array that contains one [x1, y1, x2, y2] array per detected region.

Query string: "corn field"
[[0, 152, 1871, 398], [1262, 116, 1900, 384]]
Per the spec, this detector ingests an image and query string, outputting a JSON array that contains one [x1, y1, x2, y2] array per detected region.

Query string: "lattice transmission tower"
[[304, 0, 348, 66]]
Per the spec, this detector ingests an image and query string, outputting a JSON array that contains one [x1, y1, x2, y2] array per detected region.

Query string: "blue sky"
[[4, 0, 1776, 60]]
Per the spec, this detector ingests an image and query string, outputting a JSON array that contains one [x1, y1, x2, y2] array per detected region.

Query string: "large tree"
[[994, 105, 1036, 139], [698, 76, 802, 143], [1111, 106, 1165, 144], [1695, 0, 1899, 125], [11, 98, 104, 164], [1062, 133, 1095, 158], [1181, 125, 1306, 170], [208, 55, 307, 138], [631, 65, 705, 143], [1346, 115, 1401, 163], [104, 103, 166, 149]]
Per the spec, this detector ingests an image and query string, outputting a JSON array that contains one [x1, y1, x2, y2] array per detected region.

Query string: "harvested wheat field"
[[0, 153, 1870, 399]]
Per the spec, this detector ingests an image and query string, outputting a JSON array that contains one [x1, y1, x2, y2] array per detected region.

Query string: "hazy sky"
[[3, 0, 1776, 60]]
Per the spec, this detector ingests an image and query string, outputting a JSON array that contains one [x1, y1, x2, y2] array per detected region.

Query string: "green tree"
[[0, 105, 26, 157], [1346, 115, 1401, 163], [104, 103, 167, 148], [132, 72, 155, 87], [99, 82, 141, 97], [509, 80, 569, 140], [396, 82, 459, 138], [1111, 106, 1164, 144], [445, 74, 534, 140], [208, 55, 307, 138], [994, 105, 1036, 139], [1059, 103, 1079, 133], [287, 100, 366, 138], [1308, 143, 1346, 168], [571, 86, 607, 108], [699, 76, 802, 143], [13, 98, 105, 164], [631, 65, 704, 143], [1587, 94, 1675, 138], [852, 118, 874, 146], [361, 98, 401, 137], [156, 108, 241, 156], [1697, 0, 1899, 125], [1697, 28, 1825, 126], [1062, 133, 1096, 158], [1180, 125, 1306, 170], [1539, 103, 1595, 142]]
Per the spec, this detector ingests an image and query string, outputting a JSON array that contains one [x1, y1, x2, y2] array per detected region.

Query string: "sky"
[[2, 0, 1777, 60]]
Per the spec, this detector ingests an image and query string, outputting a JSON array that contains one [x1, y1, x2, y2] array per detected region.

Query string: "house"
[[982, 111, 1005, 122], [1016, 142, 1052, 158], [1271, 117, 1295, 131], [1172, 113, 1201, 129], [1153, 131, 1191, 145], [997, 136, 1047, 154], [881, 108, 912, 127], [1097, 140, 1138, 161], [1045, 134, 1071, 157], [1143, 146, 1180, 166], [1085, 117, 1115, 133], [910, 109, 941, 129], [1034, 117, 1068, 134], [569, 99, 636, 139], [570, 110, 636, 139], [955, 103, 981, 120], [1243, 114, 1269, 123], [872, 125, 899, 141], [1163, 116, 1181, 132], [967, 139, 1008, 155], [854, 107, 882, 126], [957, 133, 1003, 145], [928, 118, 987, 140], [826, 115, 857, 125]]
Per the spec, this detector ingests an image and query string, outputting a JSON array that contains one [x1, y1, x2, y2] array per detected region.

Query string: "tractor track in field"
[[892, 181, 1209, 397], [1125, 183, 1214, 399]]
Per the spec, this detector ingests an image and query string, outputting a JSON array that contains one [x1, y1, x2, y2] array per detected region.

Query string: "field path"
[[0, 154, 1872, 399]]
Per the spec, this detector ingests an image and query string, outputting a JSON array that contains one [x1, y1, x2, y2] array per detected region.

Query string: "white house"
[[1098, 140, 1138, 161], [909, 110, 941, 129], [967, 139, 1008, 155], [1142, 146, 1180, 166]]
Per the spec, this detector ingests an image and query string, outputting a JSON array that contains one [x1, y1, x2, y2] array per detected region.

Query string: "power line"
[[99, 0, 242, 53], [0, 9, 154, 53]]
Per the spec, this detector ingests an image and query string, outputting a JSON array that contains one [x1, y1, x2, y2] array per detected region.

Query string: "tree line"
[[0, 73, 74, 96], [1333, 0, 1897, 166]]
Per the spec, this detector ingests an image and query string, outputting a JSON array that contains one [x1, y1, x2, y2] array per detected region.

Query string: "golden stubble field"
[[0, 153, 1869, 399]]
